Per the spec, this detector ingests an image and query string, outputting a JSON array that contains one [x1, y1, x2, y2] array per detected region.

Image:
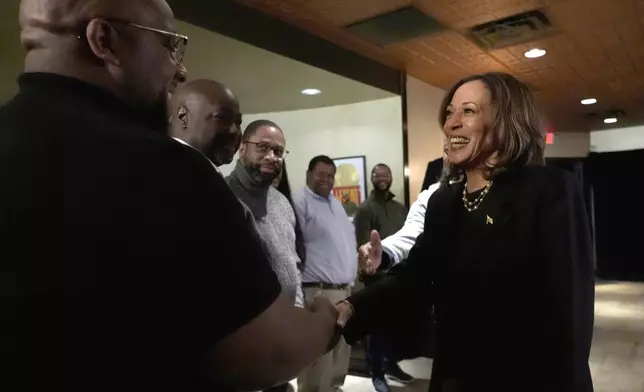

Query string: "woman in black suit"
[[337, 72, 595, 392]]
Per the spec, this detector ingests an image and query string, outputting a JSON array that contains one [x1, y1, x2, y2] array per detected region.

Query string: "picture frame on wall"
[[332, 155, 368, 218]]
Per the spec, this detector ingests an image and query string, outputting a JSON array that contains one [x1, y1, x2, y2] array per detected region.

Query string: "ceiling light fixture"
[[603, 117, 617, 124], [301, 88, 321, 95], [524, 48, 546, 58], [581, 98, 597, 105]]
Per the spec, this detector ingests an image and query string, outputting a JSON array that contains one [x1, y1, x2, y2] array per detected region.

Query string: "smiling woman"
[[438, 73, 546, 191], [338, 72, 596, 392]]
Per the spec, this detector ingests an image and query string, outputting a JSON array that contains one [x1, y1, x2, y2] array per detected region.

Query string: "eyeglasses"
[[77, 19, 188, 63], [122, 21, 188, 63], [244, 141, 289, 159]]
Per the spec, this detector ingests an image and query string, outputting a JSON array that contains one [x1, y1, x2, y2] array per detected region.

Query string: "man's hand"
[[357, 230, 382, 275], [309, 292, 338, 320]]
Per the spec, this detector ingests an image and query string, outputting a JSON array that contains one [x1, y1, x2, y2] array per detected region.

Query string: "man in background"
[[360, 182, 441, 270], [227, 120, 305, 392], [1, 0, 340, 390], [169, 79, 242, 171], [295, 155, 358, 392], [353, 164, 412, 391], [227, 119, 304, 309]]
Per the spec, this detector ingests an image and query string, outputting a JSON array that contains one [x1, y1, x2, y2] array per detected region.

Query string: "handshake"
[[307, 230, 385, 348], [309, 229, 385, 325], [310, 291, 354, 328], [306, 293, 356, 353], [307, 229, 384, 351]]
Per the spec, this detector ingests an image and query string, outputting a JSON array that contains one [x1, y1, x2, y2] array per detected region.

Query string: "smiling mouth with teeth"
[[450, 137, 470, 149]]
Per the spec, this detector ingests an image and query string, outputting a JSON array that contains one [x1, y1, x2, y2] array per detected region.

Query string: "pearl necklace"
[[462, 181, 493, 212]]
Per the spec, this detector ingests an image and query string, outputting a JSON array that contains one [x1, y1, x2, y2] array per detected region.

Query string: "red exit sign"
[[546, 132, 555, 145]]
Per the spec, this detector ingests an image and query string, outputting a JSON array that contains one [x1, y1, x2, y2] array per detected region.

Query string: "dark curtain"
[[545, 157, 597, 271], [545, 158, 594, 228], [586, 150, 644, 281]]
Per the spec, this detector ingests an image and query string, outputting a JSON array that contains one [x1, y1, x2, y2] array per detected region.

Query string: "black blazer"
[[344, 166, 595, 392]]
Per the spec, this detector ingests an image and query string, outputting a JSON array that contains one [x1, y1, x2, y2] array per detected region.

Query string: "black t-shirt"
[[0, 73, 281, 392]]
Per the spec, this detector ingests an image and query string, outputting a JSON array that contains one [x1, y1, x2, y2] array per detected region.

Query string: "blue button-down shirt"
[[294, 186, 357, 285]]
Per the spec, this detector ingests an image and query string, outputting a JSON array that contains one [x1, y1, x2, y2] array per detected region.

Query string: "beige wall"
[[545, 132, 590, 158], [591, 126, 644, 153], [405, 76, 445, 204]]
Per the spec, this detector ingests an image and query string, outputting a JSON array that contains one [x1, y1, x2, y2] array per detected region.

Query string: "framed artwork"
[[332, 155, 368, 217]]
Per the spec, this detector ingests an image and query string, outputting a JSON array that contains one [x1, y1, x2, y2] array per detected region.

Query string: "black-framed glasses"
[[77, 19, 188, 63], [244, 141, 289, 159]]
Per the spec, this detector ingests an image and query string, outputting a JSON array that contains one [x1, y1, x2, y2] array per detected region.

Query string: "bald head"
[[19, 0, 184, 132], [20, 0, 169, 51], [170, 79, 238, 114], [169, 79, 242, 166]]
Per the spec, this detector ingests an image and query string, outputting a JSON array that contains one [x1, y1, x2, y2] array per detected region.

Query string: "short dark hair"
[[371, 163, 391, 176], [439, 72, 545, 183], [307, 155, 335, 172], [243, 119, 282, 141]]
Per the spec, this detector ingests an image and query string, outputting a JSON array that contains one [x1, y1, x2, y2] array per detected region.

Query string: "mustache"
[[259, 162, 281, 171]]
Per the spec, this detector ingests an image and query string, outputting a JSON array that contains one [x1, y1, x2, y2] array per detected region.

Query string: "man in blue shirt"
[[295, 155, 358, 392]]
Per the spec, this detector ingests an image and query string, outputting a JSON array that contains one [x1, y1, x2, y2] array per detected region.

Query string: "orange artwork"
[[333, 186, 361, 206], [332, 156, 367, 217]]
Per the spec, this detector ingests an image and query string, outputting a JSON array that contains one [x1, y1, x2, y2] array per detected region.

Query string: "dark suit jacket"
[[344, 166, 595, 392], [422, 157, 444, 191]]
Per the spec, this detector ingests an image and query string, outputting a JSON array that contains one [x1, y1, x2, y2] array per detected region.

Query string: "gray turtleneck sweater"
[[227, 162, 304, 307]]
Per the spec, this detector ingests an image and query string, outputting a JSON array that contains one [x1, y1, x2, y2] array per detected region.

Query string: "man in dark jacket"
[[1, 1, 339, 391], [353, 163, 412, 391]]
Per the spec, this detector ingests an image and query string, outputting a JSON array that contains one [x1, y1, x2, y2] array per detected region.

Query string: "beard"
[[374, 181, 391, 192], [243, 158, 280, 186], [121, 71, 170, 134]]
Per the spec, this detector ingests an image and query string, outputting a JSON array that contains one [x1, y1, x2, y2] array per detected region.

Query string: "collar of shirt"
[[368, 190, 396, 203], [171, 137, 222, 176], [303, 185, 334, 202]]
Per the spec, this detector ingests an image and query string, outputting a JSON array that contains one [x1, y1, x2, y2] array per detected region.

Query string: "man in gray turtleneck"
[[227, 120, 304, 310]]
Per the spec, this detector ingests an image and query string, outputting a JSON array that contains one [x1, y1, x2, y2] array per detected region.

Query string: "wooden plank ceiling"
[[235, 0, 644, 132]]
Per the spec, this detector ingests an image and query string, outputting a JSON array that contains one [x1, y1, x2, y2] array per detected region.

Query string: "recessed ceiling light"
[[301, 88, 321, 95], [524, 48, 546, 58], [581, 98, 597, 105], [603, 117, 618, 124]]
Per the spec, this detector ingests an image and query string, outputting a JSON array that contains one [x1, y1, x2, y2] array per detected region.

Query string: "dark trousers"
[[365, 334, 395, 377]]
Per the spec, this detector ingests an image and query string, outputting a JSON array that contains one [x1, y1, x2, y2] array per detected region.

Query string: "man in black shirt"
[[1, 0, 339, 391]]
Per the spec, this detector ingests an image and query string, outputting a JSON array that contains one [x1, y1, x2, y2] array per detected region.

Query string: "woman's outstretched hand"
[[357, 230, 382, 275]]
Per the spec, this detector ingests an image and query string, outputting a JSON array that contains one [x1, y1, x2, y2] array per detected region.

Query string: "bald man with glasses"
[[1, 1, 341, 391]]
